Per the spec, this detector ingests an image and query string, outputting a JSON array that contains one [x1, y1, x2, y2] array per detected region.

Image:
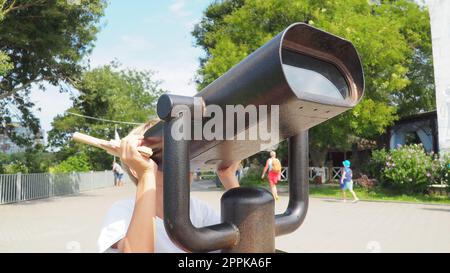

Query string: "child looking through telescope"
[[82, 120, 241, 253]]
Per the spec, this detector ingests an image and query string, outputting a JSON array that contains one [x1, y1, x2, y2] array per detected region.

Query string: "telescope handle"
[[72, 132, 153, 159]]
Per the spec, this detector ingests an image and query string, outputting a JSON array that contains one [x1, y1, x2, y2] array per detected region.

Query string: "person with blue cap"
[[340, 160, 359, 203]]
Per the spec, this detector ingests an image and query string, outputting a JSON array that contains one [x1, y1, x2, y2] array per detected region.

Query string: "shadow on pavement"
[[422, 207, 450, 212], [191, 180, 224, 192], [320, 199, 346, 203], [1, 191, 109, 207]]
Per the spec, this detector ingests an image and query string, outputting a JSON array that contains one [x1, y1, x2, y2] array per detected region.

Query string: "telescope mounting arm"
[[158, 94, 240, 252], [275, 131, 310, 236]]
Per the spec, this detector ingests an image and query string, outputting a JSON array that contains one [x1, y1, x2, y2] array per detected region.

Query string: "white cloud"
[[31, 0, 210, 135], [155, 62, 199, 96], [89, 49, 200, 97], [30, 84, 74, 142], [169, 0, 191, 17], [107, 58, 199, 97], [120, 35, 152, 50]]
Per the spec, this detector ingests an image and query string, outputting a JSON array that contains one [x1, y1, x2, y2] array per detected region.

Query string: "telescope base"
[[221, 187, 275, 253]]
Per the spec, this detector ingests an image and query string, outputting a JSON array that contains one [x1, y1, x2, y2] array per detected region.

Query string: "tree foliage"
[[48, 63, 165, 171], [0, 0, 15, 76], [49, 152, 91, 174], [192, 0, 434, 164], [0, 0, 106, 144], [0, 144, 56, 174]]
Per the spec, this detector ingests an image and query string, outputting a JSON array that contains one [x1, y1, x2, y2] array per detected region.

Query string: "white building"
[[428, 0, 450, 153]]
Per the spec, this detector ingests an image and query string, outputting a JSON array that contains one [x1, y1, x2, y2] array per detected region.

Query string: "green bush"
[[3, 160, 29, 174], [0, 153, 7, 173], [365, 149, 388, 180], [436, 153, 450, 185], [50, 153, 92, 174], [0, 145, 57, 174], [368, 144, 447, 194], [240, 165, 266, 187]]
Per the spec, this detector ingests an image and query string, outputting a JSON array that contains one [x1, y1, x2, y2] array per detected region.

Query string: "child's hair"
[[121, 118, 160, 185]]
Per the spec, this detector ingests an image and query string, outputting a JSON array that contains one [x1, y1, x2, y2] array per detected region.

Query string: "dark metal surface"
[[155, 22, 365, 253], [221, 187, 275, 253], [145, 22, 365, 172], [159, 96, 239, 253], [275, 131, 309, 236], [157, 94, 204, 121]]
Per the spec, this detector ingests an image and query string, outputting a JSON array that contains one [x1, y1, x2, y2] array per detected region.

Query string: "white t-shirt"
[[267, 158, 273, 171], [97, 197, 220, 253], [112, 162, 124, 174]]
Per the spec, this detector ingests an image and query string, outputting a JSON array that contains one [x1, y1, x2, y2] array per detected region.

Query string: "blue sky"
[[30, 0, 211, 134]]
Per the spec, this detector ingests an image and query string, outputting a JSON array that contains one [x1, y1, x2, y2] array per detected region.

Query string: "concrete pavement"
[[0, 181, 449, 253]]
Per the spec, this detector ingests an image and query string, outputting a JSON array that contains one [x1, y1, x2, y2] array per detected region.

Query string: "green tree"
[[50, 152, 92, 174], [0, 52, 12, 76], [192, 0, 434, 166], [0, 0, 106, 144], [48, 63, 165, 171], [0, 144, 56, 174], [0, 0, 15, 76]]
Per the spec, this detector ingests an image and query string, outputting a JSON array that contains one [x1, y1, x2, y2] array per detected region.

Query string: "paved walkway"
[[0, 181, 449, 253]]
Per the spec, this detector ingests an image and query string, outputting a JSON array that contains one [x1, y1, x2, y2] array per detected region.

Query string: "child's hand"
[[99, 140, 121, 157], [217, 162, 240, 190], [120, 136, 157, 180]]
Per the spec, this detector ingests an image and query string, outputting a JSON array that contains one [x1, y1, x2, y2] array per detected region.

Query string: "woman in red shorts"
[[261, 151, 282, 201]]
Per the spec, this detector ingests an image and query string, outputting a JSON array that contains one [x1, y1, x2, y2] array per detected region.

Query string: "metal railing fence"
[[279, 167, 343, 182], [0, 171, 116, 205]]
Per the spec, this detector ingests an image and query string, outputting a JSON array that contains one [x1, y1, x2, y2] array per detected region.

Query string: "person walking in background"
[[261, 151, 282, 201], [340, 160, 359, 203], [235, 161, 243, 182], [113, 161, 125, 187]]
